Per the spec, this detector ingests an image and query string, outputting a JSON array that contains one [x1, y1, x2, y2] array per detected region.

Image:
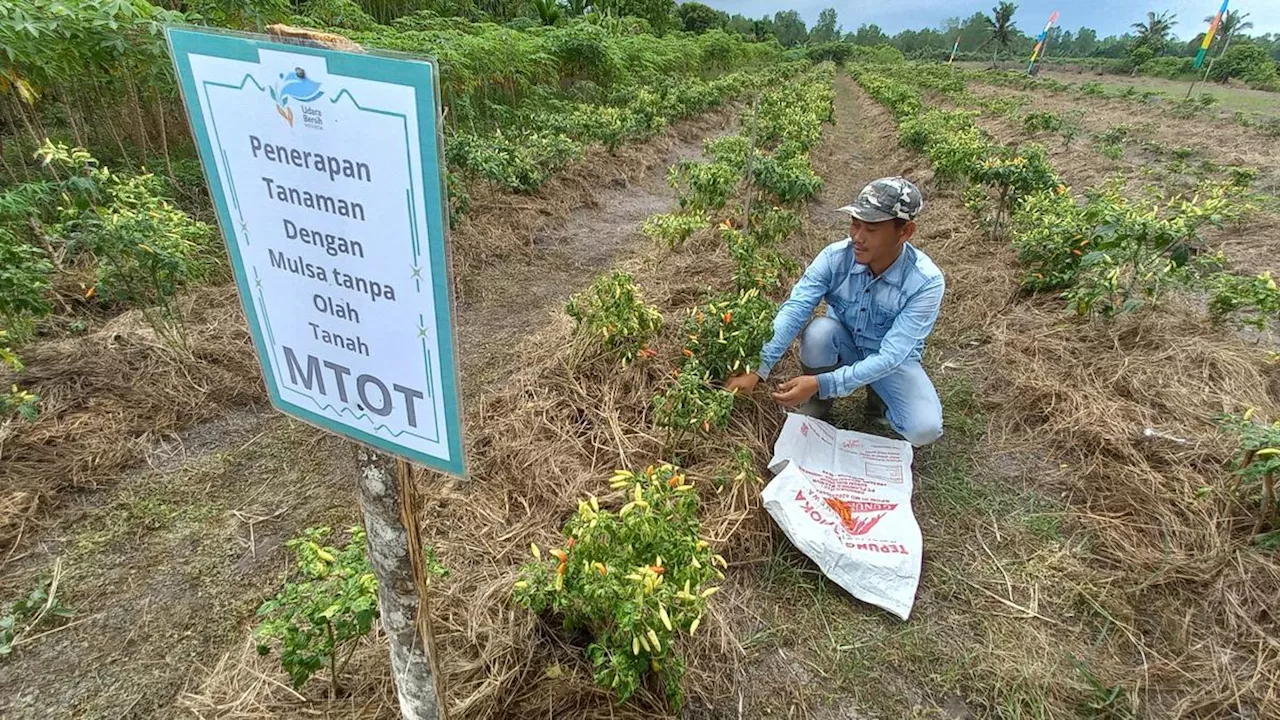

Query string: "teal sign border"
[[166, 26, 467, 477]]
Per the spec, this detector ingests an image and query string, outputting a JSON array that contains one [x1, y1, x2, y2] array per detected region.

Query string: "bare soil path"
[[456, 112, 736, 392]]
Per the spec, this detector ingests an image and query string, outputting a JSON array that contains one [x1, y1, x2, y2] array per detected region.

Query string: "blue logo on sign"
[[269, 67, 324, 126]]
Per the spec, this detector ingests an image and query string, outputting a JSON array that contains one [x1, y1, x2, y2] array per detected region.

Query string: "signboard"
[[167, 27, 466, 477]]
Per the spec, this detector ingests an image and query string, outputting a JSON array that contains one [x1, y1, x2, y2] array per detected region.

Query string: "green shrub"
[[1012, 180, 1249, 315], [447, 131, 583, 192], [546, 23, 622, 85], [1065, 245, 1177, 317], [1137, 56, 1194, 79], [31, 142, 216, 349], [0, 383, 39, 422], [652, 359, 735, 433], [298, 0, 377, 30], [1208, 272, 1280, 330], [849, 45, 905, 64], [565, 270, 664, 363], [643, 211, 708, 248], [255, 527, 380, 695], [805, 42, 853, 64], [747, 206, 802, 245], [971, 144, 1061, 237], [1078, 81, 1106, 97], [723, 228, 798, 293], [1, 572, 74, 656], [1216, 412, 1280, 532], [0, 228, 54, 329], [669, 158, 740, 213], [681, 289, 776, 381], [752, 153, 823, 205], [1210, 43, 1280, 89], [1011, 186, 1091, 292], [1022, 111, 1063, 134], [514, 464, 723, 705]]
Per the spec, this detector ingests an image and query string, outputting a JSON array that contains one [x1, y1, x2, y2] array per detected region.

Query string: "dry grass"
[[0, 285, 261, 555], [978, 299, 1280, 716], [882, 77, 1280, 716], [9, 71, 1280, 720]]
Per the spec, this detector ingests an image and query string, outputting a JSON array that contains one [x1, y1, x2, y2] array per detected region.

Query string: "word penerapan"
[[249, 135, 372, 184]]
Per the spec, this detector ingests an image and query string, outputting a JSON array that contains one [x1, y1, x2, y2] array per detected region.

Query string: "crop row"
[[957, 66, 1280, 137], [515, 63, 837, 708], [850, 62, 1280, 539], [849, 63, 1275, 326], [1, 2, 795, 204]]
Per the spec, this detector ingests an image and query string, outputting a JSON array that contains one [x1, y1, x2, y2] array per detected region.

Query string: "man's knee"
[[899, 413, 943, 447], [799, 316, 843, 370]]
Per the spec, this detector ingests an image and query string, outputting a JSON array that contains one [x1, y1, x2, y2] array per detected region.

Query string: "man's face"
[[851, 217, 914, 267]]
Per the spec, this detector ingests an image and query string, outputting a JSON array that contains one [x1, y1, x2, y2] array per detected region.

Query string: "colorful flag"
[[1028, 10, 1060, 71], [948, 36, 961, 65], [1194, 0, 1229, 69]]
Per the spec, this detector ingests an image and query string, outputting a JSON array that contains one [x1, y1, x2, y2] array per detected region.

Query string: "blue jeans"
[[799, 316, 943, 447]]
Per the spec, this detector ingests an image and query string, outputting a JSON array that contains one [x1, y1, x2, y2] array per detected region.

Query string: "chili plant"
[[1021, 111, 1063, 134], [566, 270, 664, 363], [255, 527, 379, 697], [0, 571, 74, 657], [0, 384, 39, 422], [1208, 271, 1280, 330], [0, 229, 53, 332], [652, 359, 735, 434], [723, 228, 798, 294], [513, 464, 723, 706], [681, 289, 777, 381], [971, 144, 1060, 239], [669, 159, 739, 213], [1217, 413, 1280, 533], [643, 211, 707, 249]]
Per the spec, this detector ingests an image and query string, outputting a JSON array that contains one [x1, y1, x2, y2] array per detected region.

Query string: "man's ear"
[[899, 221, 917, 242]]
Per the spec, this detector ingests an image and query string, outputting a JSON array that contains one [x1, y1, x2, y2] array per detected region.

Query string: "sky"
[[696, 1, 1280, 40]]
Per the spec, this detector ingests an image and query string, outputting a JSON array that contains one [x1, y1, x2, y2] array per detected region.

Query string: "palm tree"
[[1131, 10, 1177, 54], [531, 0, 562, 25], [1207, 10, 1252, 45], [984, 2, 1018, 67]]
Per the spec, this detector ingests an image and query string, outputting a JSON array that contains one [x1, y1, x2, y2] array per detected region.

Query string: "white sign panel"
[[168, 27, 465, 476]]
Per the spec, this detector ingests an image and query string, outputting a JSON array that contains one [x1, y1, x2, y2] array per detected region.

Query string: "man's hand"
[[725, 372, 761, 395], [771, 375, 820, 407]]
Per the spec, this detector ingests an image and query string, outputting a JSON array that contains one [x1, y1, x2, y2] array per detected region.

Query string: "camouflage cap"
[[837, 176, 924, 223]]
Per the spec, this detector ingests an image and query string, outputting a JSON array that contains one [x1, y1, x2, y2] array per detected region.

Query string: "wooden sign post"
[[167, 24, 466, 718], [356, 449, 447, 719]]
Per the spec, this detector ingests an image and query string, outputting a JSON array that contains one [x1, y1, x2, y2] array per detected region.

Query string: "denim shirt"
[[757, 239, 945, 400]]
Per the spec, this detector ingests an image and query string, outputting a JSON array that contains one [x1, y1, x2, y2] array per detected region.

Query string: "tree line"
[[673, 3, 1278, 64]]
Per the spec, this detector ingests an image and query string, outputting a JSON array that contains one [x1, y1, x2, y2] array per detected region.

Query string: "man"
[[726, 177, 945, 447]]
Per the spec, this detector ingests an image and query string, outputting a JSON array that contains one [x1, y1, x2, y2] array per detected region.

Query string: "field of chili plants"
[[6, 0, 1280, 714], [0, 0, 802, 433], [512, 63, 834, 706], [0, 0, 875, 711], [0, 2, 839, 712], [851, 61, 1278, 333], [851, 57, 1280, 717]]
